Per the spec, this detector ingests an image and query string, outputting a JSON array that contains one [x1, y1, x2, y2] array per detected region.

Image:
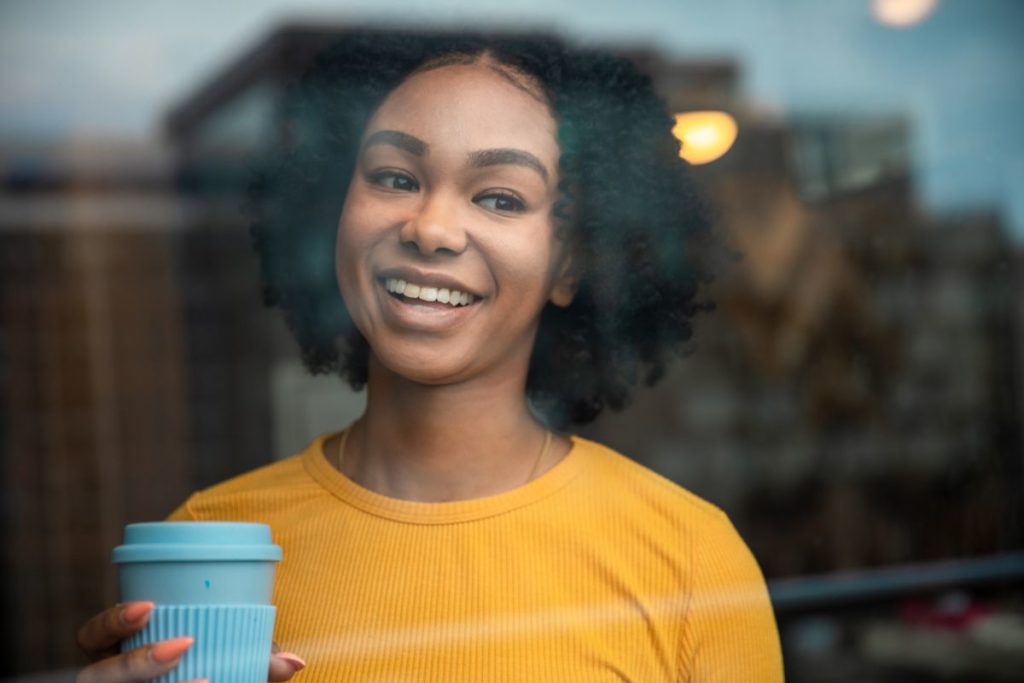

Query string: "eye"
[[475, 191, 526, 214], [369, 170, 419, 192]]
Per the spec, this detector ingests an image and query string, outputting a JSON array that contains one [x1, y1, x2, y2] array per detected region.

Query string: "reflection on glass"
[[2, 4, 1022, 680]]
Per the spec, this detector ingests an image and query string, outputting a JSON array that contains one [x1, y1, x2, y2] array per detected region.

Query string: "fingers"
[[74, 637, 193, 683], [268, 651, 307, 681], [75, 617, 304, 682], [76, 602, 155, 661]]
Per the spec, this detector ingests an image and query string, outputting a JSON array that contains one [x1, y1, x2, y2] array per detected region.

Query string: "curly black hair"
[[248, 29, 718, 428]]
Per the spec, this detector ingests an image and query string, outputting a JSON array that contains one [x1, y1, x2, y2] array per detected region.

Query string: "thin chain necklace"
[[335, 427, 553, 486]]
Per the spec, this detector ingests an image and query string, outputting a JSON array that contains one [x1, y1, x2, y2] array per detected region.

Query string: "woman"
[[76, 31, 782, 681]]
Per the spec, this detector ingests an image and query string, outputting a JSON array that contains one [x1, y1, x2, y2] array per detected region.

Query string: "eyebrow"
[[362, 130, 427, 156], [468, 148, 549, 184], [362, 130, 550, 184]]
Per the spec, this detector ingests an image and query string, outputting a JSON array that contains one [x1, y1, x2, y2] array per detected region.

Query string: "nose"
[[399, 192, 468, 257]]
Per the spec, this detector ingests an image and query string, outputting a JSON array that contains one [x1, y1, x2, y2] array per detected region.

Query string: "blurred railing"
[[771, 551, 1024, 614]]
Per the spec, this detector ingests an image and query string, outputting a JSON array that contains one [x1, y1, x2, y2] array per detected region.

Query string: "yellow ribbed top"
[[168, 432, 782, 681]]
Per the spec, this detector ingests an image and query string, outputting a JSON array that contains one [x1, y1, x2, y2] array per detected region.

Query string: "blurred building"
[[588, 105, 1022, 576], [0, 139, 192, 668]]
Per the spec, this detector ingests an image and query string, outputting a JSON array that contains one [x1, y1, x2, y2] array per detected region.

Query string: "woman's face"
[[336, 61, 576, 388]]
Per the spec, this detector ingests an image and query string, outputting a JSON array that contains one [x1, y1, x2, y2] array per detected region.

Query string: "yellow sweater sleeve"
[[679, 515, 783, 681]]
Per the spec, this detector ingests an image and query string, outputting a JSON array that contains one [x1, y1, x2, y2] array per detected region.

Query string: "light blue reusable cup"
[[113, 522, 283, 683]]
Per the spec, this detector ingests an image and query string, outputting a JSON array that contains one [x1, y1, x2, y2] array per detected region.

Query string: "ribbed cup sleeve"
[[122, 605, 276, 683]]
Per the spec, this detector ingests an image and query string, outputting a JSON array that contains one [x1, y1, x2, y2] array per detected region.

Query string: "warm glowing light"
[[672, 111, 738, 165], [871, 0, 938, 27]]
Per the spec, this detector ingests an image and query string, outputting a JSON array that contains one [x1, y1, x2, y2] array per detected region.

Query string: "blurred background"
[[1, 0, 1022, 680]]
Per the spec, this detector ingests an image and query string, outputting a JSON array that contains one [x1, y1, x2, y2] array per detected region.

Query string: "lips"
[[376, 267, 484, 300], [375, 268, 483, 332]]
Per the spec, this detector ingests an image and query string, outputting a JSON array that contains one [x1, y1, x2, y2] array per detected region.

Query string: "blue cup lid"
[[113, 522, 282, 563]]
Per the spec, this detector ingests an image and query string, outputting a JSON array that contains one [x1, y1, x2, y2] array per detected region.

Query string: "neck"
[[340, 355, 558, 502]]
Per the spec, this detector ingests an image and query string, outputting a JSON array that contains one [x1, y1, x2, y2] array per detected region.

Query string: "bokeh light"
[[871, 0, 939, 27], [672, 111, 738, 165]]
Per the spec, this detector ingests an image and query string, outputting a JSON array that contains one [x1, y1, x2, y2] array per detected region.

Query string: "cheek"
[[337, 181, 409, 250], [335, 204, 371, 312], [490, 232, 561, 304], [336, 185, 370, 248], [336, 181, 385, 258]]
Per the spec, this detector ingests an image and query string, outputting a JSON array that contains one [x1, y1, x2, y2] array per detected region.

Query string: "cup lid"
[[113, 522, 282, 563]]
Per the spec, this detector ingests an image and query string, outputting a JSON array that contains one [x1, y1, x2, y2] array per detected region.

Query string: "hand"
[[269, 642, 307, 681], [75, 601, 305, 682], [74, 601, 197, 683]]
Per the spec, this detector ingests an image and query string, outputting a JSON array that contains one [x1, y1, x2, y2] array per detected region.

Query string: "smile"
[[384, 278, 477, 307]]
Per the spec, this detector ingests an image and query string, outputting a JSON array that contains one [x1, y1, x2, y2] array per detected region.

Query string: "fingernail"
[[120, 601, 154, 625], [150, 636, 194, 664], [277, 652, 307, 671]]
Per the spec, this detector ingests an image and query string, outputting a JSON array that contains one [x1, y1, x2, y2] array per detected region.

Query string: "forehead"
[[364, 64, 560, 162]]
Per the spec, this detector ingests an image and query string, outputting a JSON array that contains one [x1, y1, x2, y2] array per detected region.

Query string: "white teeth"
[[381, 278, 407, 294], [384, 278, 476, 307]]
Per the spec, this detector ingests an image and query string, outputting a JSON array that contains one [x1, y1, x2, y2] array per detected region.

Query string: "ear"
[[549, 244, 579, 308]]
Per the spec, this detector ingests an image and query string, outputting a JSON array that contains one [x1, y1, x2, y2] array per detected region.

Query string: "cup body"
[[119, 560, 275, 605], [113, 522, 282, 683]]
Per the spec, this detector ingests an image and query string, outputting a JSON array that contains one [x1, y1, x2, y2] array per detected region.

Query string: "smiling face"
[[335, 60, 576, 388]]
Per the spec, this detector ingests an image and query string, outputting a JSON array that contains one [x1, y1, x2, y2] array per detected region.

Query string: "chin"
[[372, 347, 474, 386]]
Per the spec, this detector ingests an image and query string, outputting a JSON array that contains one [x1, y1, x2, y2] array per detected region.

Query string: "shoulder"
[[166, 436, 328, 521], [568, 438, 781, 677], [568, 436, 764, 574], [570, 436, 774, 611], [570, 435, 730, 529]]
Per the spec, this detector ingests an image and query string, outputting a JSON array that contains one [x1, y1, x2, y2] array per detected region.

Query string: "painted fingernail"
[[120, 601, 154, 625], [150, 636, 194, 663], [277, 652, 307, 671]]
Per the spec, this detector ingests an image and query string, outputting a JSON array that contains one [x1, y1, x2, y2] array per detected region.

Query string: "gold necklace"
[[525, 430, 553, 483], [335, 428, 553, 485]]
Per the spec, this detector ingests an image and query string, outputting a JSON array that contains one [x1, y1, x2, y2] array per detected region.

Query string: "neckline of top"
[[302, 429, 589, 525]]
